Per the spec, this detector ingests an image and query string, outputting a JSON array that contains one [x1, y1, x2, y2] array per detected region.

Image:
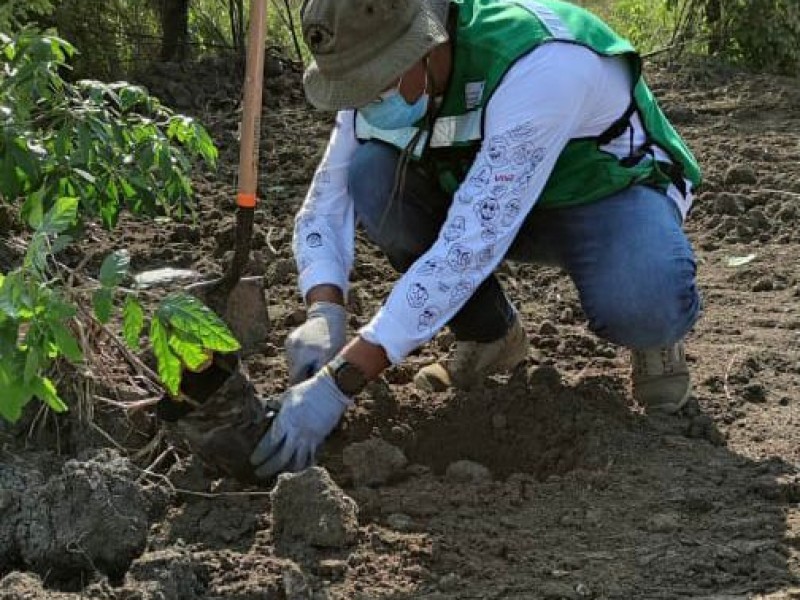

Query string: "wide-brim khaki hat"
[[302, 0, 449, 111]]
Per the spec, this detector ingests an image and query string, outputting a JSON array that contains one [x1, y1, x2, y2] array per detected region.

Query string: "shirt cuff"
[[297, 259, 349, 298], [359, 307, 421, 365]]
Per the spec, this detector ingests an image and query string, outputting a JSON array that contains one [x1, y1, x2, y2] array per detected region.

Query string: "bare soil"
[[1, 57, 800, 599]]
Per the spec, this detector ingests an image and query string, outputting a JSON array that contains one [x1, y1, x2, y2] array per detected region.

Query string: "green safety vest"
[[354, 0, 702, 208]]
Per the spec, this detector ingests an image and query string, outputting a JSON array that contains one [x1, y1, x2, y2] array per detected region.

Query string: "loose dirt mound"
[[1, 58, 799, 599]]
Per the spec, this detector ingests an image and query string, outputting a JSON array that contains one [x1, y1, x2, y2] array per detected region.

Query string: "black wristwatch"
[[325, 355, 368, 397]]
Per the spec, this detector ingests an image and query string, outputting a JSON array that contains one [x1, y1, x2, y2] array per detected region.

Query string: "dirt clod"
[[281, 562, 311, 600], [444, 460, 493, 483], [342, 438, 407, 487], [271, 467, 359, 549], [10, 450, 159, 582], [724, 164, 758, 185]]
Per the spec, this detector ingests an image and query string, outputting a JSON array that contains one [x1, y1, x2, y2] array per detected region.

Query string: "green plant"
[[607, 0, 681, 53], [716, 0, 800, 73], [0, 30, 237, 422], [0, 0, 54, 32]]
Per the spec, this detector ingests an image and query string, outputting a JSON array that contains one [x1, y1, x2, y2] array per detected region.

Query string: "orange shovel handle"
[[236, 0, 267, 209]]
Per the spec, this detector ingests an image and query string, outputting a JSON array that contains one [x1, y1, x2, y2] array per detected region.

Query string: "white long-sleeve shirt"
[[293, 42, 693, 364]]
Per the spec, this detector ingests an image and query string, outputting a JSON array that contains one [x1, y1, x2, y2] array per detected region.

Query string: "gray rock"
[[342, 438, 408, 487], [126, 548, 204, 600], [386, 513, 414, 532], [645, 512, 681, 533], [282, 562, 311, 600], [15, 451, 156, 580], [445, 460, 492, 484], [0, 463, 45, 571], [0, 571, 47, 598], [724, 165, 758, 185], [271, 467, 359, 548]]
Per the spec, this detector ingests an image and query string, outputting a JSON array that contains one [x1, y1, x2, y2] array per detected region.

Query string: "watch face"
[[336, 362, 367, 395]]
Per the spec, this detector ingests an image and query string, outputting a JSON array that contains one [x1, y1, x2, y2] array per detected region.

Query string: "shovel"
[[187, 0, 270, 352]]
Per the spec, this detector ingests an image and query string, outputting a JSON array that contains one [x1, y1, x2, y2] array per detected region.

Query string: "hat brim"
[[303, 4, 449, 111]]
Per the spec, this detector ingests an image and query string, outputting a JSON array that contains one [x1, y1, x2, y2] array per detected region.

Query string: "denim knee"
[[585, 256, 701, 349]]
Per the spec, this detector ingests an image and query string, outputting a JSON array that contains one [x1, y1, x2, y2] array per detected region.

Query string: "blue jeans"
[[349, 142, 701, 349]]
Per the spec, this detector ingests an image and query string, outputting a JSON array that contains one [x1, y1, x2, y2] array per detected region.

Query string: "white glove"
[[285, 301, 347, 384], [250, 369, 351, 479]]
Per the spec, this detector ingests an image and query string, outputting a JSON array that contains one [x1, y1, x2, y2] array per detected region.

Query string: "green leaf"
[[98, 249, 130, 288], [24, 345, 41, 384], [45, 298, 77, 320], [168, 330, 211, 371], [0, 272, 26, 318], [156, 293, 240, 353], [150, 316, 182, 396], [92, 287, 113, 323], [49, 320, 83, 363], [33, 376, 67, 413], [24, 232, 48, 275], [122, 295, 144, 349], [40, 196, 78, 234], [0, 362, 34, 423], [50, 234, 74, 254], [21, 191, 44, 229]]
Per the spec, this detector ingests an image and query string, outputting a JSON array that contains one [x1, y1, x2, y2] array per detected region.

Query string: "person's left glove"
[[250, 367, 352, 480]]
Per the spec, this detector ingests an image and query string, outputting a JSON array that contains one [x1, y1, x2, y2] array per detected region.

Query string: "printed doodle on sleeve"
[[449, 278, 475, 307], [486, 136, 510, 169], [481, 223, 498, 244], [469, 165, 493, 189], [476, 246, 494, 268], [417, 306, 441, 332], [446, 244, 474, 273], [415, 256, 448, 278], [444, 216, 467, 242], [475, 197, 500, 225], [501, 199, 522, 228], [407, 282, 430, 309], [305, 231, 323, 248]]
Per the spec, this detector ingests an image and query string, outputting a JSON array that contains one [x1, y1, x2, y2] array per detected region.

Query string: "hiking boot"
[[631, 342, 691, 414], [414, 318, 529, 392]]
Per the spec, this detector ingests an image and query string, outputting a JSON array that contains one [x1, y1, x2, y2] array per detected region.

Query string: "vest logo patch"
[[465, 81, 486, 110]]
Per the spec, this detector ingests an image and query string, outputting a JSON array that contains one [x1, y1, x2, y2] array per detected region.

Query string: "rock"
[[528, 365, 562, 388], [743, 383, 767, 403], [316, 559, 347, 580], [752, 277, 774, 292], [492, 413, 508, 430], [438, 572, 461, 591], [267, 258, 297, 286], [282, 562, 311, 600], [342, 438, 407, 487], [445, 460, 492, 484], [712, 192, 747, 215], [539, 320, 559, 336], [645, 512, 681, 533], [386, 513, 414, 532], [271, 467, 359, 548], [724, 165, 758, 185], [0, 463, 45, 571], [14, 450, 157, 580], [0, 571, 47, 598], [126, 548, 204, 599]]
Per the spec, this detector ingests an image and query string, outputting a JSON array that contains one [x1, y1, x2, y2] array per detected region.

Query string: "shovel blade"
[[187, 276, 269, 353]]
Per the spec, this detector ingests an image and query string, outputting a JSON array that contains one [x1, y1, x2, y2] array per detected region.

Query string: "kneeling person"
[[252, 0, 703, 479]]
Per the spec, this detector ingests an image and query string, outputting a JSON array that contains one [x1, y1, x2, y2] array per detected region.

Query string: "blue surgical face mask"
[[360, 72, 430, 130]]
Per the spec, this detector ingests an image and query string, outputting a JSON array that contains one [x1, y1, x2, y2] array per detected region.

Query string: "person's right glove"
[[285, 301, 346, 384]]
